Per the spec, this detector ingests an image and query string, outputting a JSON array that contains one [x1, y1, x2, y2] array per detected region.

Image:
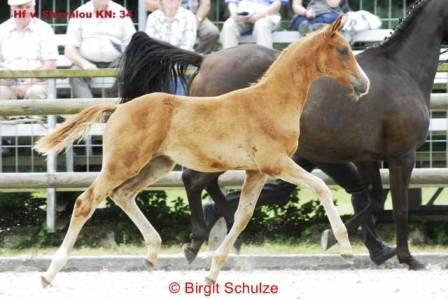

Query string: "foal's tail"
[[35, 103, 118, 154], [115, 32, 204, 103]]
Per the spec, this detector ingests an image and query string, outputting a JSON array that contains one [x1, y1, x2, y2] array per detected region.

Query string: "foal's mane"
[[378, 0, 429, 48], [256, 31, 322, 84]]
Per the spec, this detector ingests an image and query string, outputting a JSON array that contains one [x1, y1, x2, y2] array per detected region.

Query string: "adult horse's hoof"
[[183, 243, 199, 264], [321, 229, 337, 250], [407, 258, 426, 271], [40, 276, 52, 288], [370, 245, 397, 265]]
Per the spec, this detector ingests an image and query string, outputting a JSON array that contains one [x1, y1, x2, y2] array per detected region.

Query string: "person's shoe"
[[370, 244, 397, 265]]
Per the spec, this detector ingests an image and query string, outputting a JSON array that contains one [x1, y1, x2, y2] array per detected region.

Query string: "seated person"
[[145, 0, 197, 95], [220, 0, 282, 49], [65, 0, 135, 98], [0, 0, 57, 100], [145, 0, 197, 51], [146, 0, 219, 54], [290, 0, 349, 35]]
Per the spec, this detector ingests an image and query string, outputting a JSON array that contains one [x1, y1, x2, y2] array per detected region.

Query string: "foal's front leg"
[[272, 156, 353, 259], [206, 170, 267, 283]]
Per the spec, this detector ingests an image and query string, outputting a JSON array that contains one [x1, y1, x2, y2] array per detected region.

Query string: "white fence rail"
[[1, 169, 448, 191]]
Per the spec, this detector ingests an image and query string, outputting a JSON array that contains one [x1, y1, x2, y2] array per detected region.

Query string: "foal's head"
[[310, 16, 370, 99]]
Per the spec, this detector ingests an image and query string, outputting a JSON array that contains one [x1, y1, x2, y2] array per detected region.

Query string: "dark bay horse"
[[118, 0, 448, 271], [37, 19, 365, 285]]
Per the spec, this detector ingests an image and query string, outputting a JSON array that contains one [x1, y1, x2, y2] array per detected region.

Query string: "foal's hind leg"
[[269, 156, 353, 259], [206, 170, 267, 283], [41, 173, 121, 287], [110, 156, 175, 267]]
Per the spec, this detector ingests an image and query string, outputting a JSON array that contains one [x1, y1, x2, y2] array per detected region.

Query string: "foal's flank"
[[35, 16, 368, 286]]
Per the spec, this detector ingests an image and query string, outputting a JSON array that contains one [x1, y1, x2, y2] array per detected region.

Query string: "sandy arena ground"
[[1, 268, 447, 299]]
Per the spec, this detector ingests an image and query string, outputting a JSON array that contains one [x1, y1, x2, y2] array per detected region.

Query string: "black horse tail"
[[114, 31, 204, 103]]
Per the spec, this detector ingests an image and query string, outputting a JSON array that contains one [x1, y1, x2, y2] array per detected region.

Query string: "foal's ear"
[[326, 15, 345, 35]]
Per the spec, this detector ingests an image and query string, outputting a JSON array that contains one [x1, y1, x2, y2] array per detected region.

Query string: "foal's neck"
[[256, 38, 320, 112]]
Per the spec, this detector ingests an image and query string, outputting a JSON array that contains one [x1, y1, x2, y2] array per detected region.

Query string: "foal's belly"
[[163, 145, 257, 173]]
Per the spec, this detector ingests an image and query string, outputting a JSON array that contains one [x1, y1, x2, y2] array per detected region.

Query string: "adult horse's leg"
[[388, 152, 425, 270], [206, 170, 267, 283], [202, 155, 315, 230], [318, 161, 396, 264], [205, 181, 235, 229], [182, 169, 239, 263], [205, 180, 244, 253], [181, 169, 223, 263], [110, 156, 176, 267], [41, 173, 122, 287]]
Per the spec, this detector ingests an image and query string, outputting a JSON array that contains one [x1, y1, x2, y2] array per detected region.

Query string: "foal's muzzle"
[[350, 75, 370, 99]]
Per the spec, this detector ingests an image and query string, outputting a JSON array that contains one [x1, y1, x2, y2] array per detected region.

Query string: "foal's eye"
[[337, 47, 349, 57]]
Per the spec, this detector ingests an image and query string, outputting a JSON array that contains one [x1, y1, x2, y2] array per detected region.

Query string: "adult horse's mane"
[[379, 0, 428, 47]]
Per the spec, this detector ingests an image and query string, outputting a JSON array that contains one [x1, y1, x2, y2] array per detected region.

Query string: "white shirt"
[[0, 18, 57, 70], [66, 1, 136, 62], [145, 7, 197, 51]]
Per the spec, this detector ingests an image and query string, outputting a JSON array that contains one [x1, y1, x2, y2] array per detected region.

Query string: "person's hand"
[[305, 9, 316, 19], [196, 16, 203, 28], [15, 82, 32, 98], [80, 61, 98, 70]]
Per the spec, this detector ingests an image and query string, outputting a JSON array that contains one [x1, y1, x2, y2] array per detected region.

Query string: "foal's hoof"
[[205, 277, 216, 285], [182, 243, 199, 264], [40, 276, 52, 288], [341, 251, 354, 265], [321, 229, 337, 250], [144, 259, 155, 270]]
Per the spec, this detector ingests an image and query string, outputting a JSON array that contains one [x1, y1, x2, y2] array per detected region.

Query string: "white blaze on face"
[[356, 61, 370, 97]]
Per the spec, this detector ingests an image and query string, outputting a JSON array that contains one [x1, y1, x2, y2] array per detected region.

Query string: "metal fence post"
[[46, 79, 57, 232], [138, 0, 147, 31]]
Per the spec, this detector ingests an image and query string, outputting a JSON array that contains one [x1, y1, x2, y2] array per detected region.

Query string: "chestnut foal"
[[36, 17, 369, 286]]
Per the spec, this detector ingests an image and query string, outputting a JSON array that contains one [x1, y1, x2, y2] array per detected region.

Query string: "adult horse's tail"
[[115, 32, 204, 103], [34, 103, 118, 154]]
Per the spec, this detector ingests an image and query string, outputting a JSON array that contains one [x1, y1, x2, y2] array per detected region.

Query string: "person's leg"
[[307, 12, 339, 27], [252, 17, 276, 49], [0, 84, 16, 100], [196, 18, 220, 54], [289, 15, 307, 30], [69, 65, 93, 98], [220, 18, 250, 49], [168, 76, 187, 96], [104, 59, 122, 97], [24, 82, 48, 99]]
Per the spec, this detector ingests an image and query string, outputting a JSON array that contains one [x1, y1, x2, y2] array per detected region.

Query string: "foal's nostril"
[[351, 77, 369, 96]]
